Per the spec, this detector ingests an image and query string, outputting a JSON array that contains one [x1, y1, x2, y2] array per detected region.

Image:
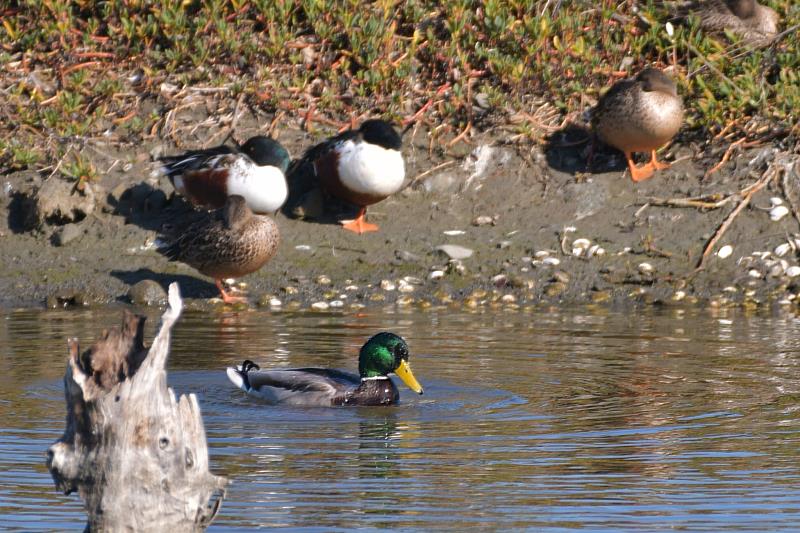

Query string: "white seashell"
[[770, 205, 790, 221], [501, 294, 516, 303], [638, 262, 654, 274], [717, 245, 733, 259], [329, 300, 344, 308], [617, 247, 632, 255], [572, 247, 585, 257], [443, 230, 466, 236], [587, 244, 605, 257], [786, 266, 800, 278], [403, 276, 423, 285], [311, 301, 329, 310], [316, 275, 331, 285], [268, 298, 282, 307], [429, 270, 445, 280], [672, 290, 686, 301], [542, 257, 561, 266], [572, 238, 591, 249], [770, 197, 784, 207], [774, 243, 792, 257], [748, 269, 763, 278], [295, 244, 312, 251], [344, 285, 359, 291], [534, 250, 551, 258], [224, 278, 236, 285], [769, 264, 784, 277], [795, 238, 800, 249], [398, 280, 414, 293], [723, 286, 738, 293], [380, 280, 396, 291], [563, 226, 577, 233], [665, 21, 675, 37]]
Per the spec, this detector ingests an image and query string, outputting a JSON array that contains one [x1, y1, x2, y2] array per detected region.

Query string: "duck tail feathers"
[[226, 359, 259, 392]]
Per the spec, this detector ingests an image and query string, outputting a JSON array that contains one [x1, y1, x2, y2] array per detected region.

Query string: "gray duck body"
[[684, 0, 779, 44]]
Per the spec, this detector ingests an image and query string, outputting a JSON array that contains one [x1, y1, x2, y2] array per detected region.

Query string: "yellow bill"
[[394, 359, 424, 394]]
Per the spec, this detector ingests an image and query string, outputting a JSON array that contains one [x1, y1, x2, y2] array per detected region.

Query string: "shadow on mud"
[[111, 268, 218, 300]]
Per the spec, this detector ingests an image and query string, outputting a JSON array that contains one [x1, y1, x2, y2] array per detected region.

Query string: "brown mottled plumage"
[[685, 0, 779, 45], [592, 68, 683, 182], [158, 195, 279, 303]]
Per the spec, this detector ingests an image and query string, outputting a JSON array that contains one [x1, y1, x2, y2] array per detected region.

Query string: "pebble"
[[748, 269, 763, 278], [552, 270, 570, 283], [315, 275, 331, 285], [534, 250, 551, 259], [786, 266, 800, 278], [473, 215, 495, 226], [51, 223, 83, 247], [638, 262, 654, 274], [311, 301, 329, 310], [672, 290, 686, 302], [344, 285, 359, 291], [497, 240, 512, 250], [429, 270, 445, 280], [542, 257, 560, 266], [269, 298, 282, 307], [380, 280, 396, 291], [717, 245, 733, 259], [435, 244, 474, 260], [443, 230, 466, 236], [396, 296, 415, 306], [770, 197, 784, 206], [403, 276, 423, 285], [500, 294, 516, 303], [282, 286, 298, 295], [295, 244, 313, 251], [329, 300, 344, 308], [587, 245, 605, 257], [128, 280, 167, 306]]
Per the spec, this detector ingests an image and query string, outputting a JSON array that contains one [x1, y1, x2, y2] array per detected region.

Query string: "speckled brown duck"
[[687, 0, 779, 45], [592, 68, 683, 182], [157, 195, 279, 303]]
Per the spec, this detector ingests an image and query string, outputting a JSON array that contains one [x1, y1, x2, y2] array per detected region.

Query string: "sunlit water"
[[2, 304, 800, 531]]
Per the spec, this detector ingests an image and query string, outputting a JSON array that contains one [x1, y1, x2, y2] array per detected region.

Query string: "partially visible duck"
[[592, 68, 684, 182], [226, 332, 424, 406], [299, 119, 405, 234], [157, 195, 279, 304], [158, 136, 290, 214], [683, 0, 779, 45]]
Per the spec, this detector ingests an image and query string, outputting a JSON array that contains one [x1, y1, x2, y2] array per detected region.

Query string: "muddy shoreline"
[[1, 121, 800, 312]]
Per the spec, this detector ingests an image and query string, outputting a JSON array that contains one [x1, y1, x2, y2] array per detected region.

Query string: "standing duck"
[[298, 119, 405, 234], [592, 68, 683, 182], [226, 332, 424, 406], [684, 0, 779, 45], [157, 195, 279, 304], [158, 136, 290, 214]]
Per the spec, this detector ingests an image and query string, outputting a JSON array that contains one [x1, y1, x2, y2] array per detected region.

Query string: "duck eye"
[[393, 344, 408, 359]]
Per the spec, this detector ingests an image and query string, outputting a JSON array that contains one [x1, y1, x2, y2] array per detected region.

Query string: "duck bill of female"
[[394, 359, 424, 394]]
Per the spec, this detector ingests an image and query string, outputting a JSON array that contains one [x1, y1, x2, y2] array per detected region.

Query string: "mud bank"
[[1, 123, 799, 312]]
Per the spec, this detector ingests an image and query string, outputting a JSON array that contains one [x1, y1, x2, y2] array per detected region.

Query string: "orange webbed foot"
[[650, 150, 671, 170], [341, 209, 379, 234], [215, 279, 248, 304], [625, 153, 655, 182]]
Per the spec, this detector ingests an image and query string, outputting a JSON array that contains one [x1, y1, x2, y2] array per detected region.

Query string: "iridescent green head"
[[358, 332, 423, 394]]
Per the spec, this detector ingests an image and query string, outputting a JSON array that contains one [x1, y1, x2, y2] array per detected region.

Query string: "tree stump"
[[47, 283, 227, 531]]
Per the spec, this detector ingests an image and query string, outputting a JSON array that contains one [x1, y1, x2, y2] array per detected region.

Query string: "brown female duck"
[[688, 0, 779, 45], [592, 68, 683, 182], [157, 195, 279, 303]]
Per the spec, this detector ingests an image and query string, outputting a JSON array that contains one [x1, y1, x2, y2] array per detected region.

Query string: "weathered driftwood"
[[47, 283, 227, 531]]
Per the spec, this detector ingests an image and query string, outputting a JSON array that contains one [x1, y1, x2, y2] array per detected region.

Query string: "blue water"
[[2, 305, 800, 530]]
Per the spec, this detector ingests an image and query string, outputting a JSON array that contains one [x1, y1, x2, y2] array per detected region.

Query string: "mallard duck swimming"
[[157, 195, 279, 303], [592, 68, 683, 182], [683, 0, 779, 45], [158, 136, 290, 214], [226, 332, 424, 406], [298, 119, 405, 234]]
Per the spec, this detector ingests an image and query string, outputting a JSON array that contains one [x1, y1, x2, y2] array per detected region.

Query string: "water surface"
[[2, 305, 800, 531]]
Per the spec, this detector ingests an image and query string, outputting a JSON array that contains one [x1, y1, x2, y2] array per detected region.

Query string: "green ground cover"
[[1, 0, 797, 173]]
